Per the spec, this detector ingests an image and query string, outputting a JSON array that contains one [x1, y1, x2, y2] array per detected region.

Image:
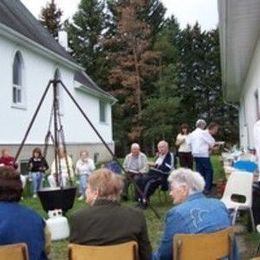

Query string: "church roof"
[[0, 0, 74, 63], [0, 0, 115, 101]]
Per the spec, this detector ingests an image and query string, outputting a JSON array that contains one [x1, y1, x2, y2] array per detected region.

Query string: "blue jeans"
[[79, 174, 88, 196], [31, 172, 43, 194], [194, 157, 213, 192]]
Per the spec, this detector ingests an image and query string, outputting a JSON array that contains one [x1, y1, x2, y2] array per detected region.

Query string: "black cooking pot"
[[37, 186, 77, 214]]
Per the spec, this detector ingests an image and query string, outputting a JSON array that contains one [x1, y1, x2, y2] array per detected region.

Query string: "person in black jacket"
[[136, 140, 174, 208], [70, 169, 152, 260], [28, 147, 49, 198]]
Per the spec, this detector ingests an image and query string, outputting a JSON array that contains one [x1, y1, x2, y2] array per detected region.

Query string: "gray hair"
[[158, 140, 169, 148], [168, 168, 205, 193], [196, 119, 207, 129], [131, 143, 140, 150]]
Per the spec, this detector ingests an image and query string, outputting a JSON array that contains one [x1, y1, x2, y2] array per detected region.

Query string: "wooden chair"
[[173, 227, 234, 260], [0, 243, 29, 260], [68, 241, 138, 260]]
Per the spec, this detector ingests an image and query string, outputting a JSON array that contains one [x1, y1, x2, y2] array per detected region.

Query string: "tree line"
[[39, 0, 239, 156]]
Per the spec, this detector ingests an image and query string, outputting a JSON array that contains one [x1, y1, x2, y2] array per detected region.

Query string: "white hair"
[[158, 140, 168, 148], [131, 143, 140, 150], [196, 119, 207, 129], [168, 168, 205, 193]]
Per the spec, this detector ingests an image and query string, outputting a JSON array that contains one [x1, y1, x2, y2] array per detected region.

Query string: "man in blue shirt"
[[153, 168, 237, 260]]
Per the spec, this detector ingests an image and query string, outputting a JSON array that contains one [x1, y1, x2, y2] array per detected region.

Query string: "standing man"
[[122, 143, 148, 201], [188, 120, 219, 194]]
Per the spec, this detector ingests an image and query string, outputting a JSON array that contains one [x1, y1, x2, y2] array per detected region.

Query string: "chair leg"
[[129, 184, 134, 200], [249, 208, 256, 232], [231, 209, 238, 225], [158, 189, 162, 203], [255, 241, 260, 256], [163, 191, 167, 202]]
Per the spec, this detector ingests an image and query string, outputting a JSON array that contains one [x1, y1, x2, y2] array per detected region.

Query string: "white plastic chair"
[[221, 170, 255, 231]]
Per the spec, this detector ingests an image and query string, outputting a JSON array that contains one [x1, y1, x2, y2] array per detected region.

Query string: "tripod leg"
[[59, 80, 115, 159], [14, 80, 52, 162], [59, 80, 161, 219]]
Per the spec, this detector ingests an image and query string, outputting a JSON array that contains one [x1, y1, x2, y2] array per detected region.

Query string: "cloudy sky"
[[21, 0, 218, 31]]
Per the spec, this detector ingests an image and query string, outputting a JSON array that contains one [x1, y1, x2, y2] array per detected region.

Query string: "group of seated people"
[[122, 140, 174, 208], [0, 137, 240, 259], [0, 165, 238, 259], [0, 138, 174, 207], [0, 147, 95, 200]]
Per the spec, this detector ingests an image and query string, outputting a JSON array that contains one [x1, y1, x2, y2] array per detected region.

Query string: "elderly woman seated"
[[153, 168, 235, 260], [0, 167, 49, 260], [69, 168, 152, 260]]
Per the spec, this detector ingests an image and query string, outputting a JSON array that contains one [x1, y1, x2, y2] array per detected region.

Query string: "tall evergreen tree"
[[140, 16, 181, 152], [66, 0, 108, 86], [175, 24, 238, 142], [144, 0, 166, 38], [39, 0, 62, 38]]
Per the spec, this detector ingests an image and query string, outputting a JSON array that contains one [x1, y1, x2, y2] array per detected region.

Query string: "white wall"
[[0, 36, 113, 145], [240, 36, 260, 148]]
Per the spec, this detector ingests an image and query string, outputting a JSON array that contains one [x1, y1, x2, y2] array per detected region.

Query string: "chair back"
[[173, 227, 234, 260], [68, 241, 138, 260], [221, 170, 254, 208], [233, 160, 257, 173], [0, 243, 29, 260], [104, 161, 122, 175]]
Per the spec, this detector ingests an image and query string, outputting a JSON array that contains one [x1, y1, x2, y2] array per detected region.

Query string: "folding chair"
[[173, 227, 234, 260], [0, 243, 29, 260], [221, 170, 255, 231], [68, 241, 138, 260]]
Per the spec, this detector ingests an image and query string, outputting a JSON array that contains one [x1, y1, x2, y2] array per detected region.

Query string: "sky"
[[21, 0, 218, 31]]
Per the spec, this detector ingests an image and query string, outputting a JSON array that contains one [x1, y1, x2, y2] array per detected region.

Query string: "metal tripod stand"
[[14, 78, 160, 218]]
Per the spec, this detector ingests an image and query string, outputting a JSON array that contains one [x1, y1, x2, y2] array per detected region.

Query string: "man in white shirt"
[[122, 143, 148, 201], [188, 120, 219, 194]]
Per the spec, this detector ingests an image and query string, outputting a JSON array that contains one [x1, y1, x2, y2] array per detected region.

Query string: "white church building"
[[0, 0, 116, 165], [218, 0, 260, 149]]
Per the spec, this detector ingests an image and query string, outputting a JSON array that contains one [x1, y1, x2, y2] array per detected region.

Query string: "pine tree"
[[66, 0, 108, 86], [39, 0, 62, 38], [141, 16, 181, 150], [175, 24, 238, 142]]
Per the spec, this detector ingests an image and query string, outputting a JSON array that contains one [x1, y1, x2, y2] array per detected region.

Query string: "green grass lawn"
[[20, 155, 231, 260]]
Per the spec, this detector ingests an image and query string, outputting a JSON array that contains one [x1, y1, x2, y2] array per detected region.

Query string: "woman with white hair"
[[153, 168, 232, 260]]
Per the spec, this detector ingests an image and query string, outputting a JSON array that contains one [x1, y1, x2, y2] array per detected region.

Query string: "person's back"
[[153, 168, 233, 260], [70, 200, 151, 259], [0, 202, 47, 260], [70, 169, 151, 260], [170, 193, 230, 233], [189, 128, 209, 157], [0, 166, 47, 260]]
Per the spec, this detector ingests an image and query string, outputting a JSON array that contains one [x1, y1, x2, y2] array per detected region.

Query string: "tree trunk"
[[133, 44, 142, 119]]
